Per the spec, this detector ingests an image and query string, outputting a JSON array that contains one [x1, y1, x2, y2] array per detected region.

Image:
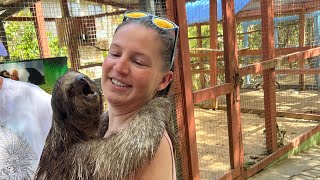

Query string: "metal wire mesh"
[[186, 0, 231, 178], [0, 1, 185, 180], [194, 97, 231, 179], [2, 0, 320, 179], [188, 24, 225, 91], [238, 0, 320, 170]]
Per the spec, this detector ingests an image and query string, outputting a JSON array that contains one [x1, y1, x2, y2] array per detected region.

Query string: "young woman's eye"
[[132, 59, 146, 66], [109, 52, 120, 58]]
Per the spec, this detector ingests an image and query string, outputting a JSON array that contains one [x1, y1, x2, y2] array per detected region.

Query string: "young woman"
[[101, 11, 178, 179], [35, 11, 179, 180]]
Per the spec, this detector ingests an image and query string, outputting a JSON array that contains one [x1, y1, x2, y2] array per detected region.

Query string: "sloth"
[[35, 71, 105, 179], [35, 72, 171, 180]]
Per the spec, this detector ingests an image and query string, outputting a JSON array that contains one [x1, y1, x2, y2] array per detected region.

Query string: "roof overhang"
[[0, 0, 40, 20]]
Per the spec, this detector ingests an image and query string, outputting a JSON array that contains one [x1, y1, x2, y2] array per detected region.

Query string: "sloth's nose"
[[75, 74, 87, 84]]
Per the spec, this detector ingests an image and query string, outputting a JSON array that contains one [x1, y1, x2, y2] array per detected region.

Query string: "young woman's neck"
[[104, 105, 139, 137]]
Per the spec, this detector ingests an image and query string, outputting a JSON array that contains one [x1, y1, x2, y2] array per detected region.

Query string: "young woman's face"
[[101, 23, 172, 110]]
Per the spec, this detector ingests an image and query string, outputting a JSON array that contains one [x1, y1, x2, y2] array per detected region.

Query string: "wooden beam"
[[4, 16, 37, 21], [167, 0, 200, 179], [192, 69, 225, 75], [166, 1, 190, 179], [0, 0, 40, 20], [287, 46, 320, 62], [190, 47, 223, 52], [190, 46, 318, 58], [276, 111, 320, 121], [59, 0, 80, 71], [85, 0, 139, 9], [188, 35, 210, 40], [80, 62, 103, 69], [193, 83, 233, 104], [196, 24, 202, 47], [31, 2, 50, 58], [4, 10, 127, 22], [276, 68, 320, 74], [60, 0, 70, 18], [196, 24, 205, 89], [261, 0, 278, 152], [219, 106, 320, 121], [176, 0, 200, 178], [218, 167, 241, 180], [165, 1, 191, 179], [239, 47, 320, 76], [188, 22, 220, 26], [222, 0, 244, 178], [299, 12, 306, 90]]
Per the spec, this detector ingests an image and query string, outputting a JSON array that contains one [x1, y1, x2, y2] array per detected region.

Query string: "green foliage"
[[305, 17, 315, 46], [4, 9, 40, 60], [277, 20, 299, 48], [47, 31, 68, 57], [188, 24, 225, 91], [188, 24, 224, 49], [248, 23, 262, 49], [4, 9, 68, 61], [5, 21, 40, 60]]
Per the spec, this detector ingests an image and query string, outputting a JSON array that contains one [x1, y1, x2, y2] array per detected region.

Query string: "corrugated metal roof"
[[186, 0, 252, 25], [241, 0, 312, 11], [186, 0, 319, 25]]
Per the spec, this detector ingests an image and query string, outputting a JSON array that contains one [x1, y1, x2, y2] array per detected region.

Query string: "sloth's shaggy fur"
[[34, 71, 172, 180], [41, 97, 172, 180], [35, 71, 104, 180]]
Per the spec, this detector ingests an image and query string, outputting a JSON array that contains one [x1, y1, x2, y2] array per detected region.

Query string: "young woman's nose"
[[113, 56, 129, 74]]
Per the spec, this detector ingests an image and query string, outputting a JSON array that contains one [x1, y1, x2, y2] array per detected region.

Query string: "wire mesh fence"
[[0, 0, 187, 180], [1, 0, 320, 179], [187, 0, 320, 179], [194, 98, 230, 179], [237, 0, 320, 171]]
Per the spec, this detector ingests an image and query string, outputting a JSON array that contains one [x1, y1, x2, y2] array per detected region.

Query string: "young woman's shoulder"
[[135, 131, 176, 180]]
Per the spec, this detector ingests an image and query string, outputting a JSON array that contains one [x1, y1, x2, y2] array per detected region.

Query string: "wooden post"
[[196, 24, 205, 89], [261, 0, 278, 152], [166, 1, 191, 179], [60, 0, 80, 71], [31, 1, 50, 58], [222, 0, 244, 178], [166, 0, 200, 179], [314, 14, 320, 86], [299, 13, 306, 90], [209, 0, 219, 109]]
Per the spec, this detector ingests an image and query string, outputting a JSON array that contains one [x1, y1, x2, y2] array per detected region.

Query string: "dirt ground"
[[194, 88, 320, 180]]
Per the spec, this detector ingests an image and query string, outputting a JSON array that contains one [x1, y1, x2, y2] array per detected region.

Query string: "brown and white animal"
[[36, 97, 171, 180], [35, 71, 105, 179]]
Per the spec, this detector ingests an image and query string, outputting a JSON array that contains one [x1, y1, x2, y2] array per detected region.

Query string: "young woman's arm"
[[135, 132, 176, 180]]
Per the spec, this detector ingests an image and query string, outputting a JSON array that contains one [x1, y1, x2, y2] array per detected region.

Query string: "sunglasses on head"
[[122, 10, 179, 69]]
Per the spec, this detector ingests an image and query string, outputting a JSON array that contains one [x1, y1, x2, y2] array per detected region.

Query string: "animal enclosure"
[[187, 0, 320, 179], [1, 0, 320, 180]]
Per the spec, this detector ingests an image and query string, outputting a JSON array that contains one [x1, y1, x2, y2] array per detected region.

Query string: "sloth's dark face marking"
[[68, 73, 98, 99], [51, 71, 103, 137]]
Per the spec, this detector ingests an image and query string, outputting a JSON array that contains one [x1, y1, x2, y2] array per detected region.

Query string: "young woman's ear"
[[157, 71, 173, 91]]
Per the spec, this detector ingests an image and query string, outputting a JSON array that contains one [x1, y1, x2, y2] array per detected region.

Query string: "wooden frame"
[[166, 0, 200, 179], [221, 0, 244, 178]]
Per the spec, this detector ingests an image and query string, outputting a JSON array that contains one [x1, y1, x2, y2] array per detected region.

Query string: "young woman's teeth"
[[112, 79, 129, 87]]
